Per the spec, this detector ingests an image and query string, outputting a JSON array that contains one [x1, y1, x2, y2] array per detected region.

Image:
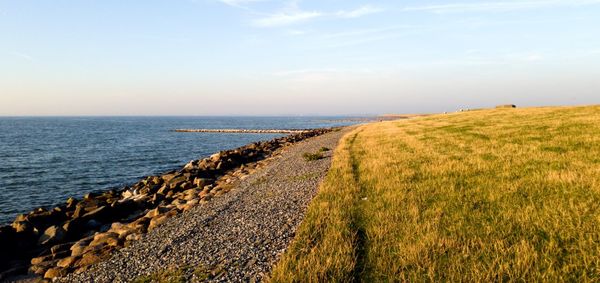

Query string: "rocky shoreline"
[[0, 128, 333, 282], [174, 129, 310, 134]]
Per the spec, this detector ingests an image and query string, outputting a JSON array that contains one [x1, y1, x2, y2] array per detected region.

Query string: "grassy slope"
[[270, 106, 600, 282]]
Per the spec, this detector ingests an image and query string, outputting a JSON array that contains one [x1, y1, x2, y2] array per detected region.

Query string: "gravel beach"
[[59, 127, 350, 282]]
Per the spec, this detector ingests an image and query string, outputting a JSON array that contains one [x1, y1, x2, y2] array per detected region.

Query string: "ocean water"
[[0, 117, 358, 224]]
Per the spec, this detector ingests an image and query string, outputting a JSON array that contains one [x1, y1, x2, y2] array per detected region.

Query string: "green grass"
[[132, 268, 186, 283], [270, 105, 600, 282], [303, 152, 324, 161]]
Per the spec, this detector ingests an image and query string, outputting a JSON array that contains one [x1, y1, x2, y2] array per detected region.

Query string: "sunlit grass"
[[270, 105, 600, 282]]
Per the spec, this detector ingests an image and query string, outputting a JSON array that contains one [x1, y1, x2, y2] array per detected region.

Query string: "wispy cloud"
[[317, 25, 429, 48], [226, 1, 385, 27], [12, 52, 34, 62], [217, 0, 266, 9], [402, 0, 600, 14], [335, 5, 384, 18], [253, 10, 323, 27]]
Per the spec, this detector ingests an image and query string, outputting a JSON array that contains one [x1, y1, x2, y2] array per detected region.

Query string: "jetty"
[[174, 129, 310, 134]]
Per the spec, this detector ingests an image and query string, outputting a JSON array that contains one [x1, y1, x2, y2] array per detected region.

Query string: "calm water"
[[0, 117, 357, 224]]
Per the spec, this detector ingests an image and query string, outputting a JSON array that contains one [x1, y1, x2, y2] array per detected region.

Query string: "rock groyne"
[[174, 129, 310, 134], [0, 128, 334, 281]]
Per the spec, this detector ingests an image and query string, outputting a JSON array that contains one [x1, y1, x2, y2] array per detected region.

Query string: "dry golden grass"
[[270, 105, 600, 282]]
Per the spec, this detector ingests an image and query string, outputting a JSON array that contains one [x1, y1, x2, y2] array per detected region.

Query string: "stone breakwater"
[[0, 128, 333, 281], [174, 129, 310, 134]]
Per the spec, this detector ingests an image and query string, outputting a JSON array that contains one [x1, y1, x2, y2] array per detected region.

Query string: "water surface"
[[0, 116, 357, 224]]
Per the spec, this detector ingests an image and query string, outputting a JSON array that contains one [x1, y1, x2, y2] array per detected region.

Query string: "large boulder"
[[168, 175, 187, 189], [44, 266, 68, 279], [38, 225, 66, 246], [69, 238, 92, 257], [57, 256, 79, 268]]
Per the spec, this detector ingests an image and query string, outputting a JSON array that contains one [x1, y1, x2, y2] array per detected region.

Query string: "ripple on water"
[[0, 116, 358, 223]]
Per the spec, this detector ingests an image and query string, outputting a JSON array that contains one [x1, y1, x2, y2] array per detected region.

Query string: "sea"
[[0, 116, 360, 224]]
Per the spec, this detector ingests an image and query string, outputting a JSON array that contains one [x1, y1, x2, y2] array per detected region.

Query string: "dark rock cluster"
[[0, 128, 332, 281]]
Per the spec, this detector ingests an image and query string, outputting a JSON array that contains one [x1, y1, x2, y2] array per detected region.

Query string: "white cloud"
[[253, 10, 323, 27], [287, 29, 310, 35], [247, 2, 384, 28], [335, 5, 384, 18], [218, 0, 266, 9], [253, 5, 383, 28], [12, 52, 34, 62], [402, 0, 600, 14]]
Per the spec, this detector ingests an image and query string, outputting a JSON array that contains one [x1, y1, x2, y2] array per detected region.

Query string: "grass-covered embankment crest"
[[270, 105, 600, 282]]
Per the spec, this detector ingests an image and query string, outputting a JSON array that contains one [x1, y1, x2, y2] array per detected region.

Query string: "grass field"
[[270, 105, 600, 282]]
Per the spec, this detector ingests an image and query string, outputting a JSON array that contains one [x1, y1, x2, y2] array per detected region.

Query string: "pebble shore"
[[59, 127, 349, 282], [0, 128, 335, 282]]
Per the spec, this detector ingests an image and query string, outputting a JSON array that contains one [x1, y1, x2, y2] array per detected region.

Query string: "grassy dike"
[[270, 105, 600, 282]]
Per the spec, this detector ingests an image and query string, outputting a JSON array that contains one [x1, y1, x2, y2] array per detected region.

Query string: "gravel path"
[[60, 128, 349, 283]]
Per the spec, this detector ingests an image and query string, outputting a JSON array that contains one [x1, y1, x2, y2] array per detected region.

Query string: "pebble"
[[59, 128, 349, 283]]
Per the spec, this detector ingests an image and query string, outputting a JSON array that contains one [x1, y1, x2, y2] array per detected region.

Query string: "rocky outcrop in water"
[[0, 128, 332, 281]]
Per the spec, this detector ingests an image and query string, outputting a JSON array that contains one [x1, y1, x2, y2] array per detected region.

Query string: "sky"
[[1, 0, 599, 116]]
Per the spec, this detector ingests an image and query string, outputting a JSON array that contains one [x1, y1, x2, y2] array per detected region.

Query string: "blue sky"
[[1, 0, 599, 115]]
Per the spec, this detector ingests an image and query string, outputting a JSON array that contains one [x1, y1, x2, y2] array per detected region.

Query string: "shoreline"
[[0, 127, 336, 281], [173, 129, 311, 134]]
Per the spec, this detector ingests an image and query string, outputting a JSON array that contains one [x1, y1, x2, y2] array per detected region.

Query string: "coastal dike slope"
[[271, 105, 600, 282], [54, 127, 351, 282]]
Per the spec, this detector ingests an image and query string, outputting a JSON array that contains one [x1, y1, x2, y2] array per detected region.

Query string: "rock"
[[44, 267, 68, 279], [31, 254, 53, 265], [122, 190, 134, 199], [110, 222, 143, 239], [70, 240, 91, 257], [85, 219, 102, 230], [66, 197, 77, 208], [78, 247, 111, 267], [89, 232, 119, 247], [108, 222, 126, 233], [151, 193, 165, 204], [82, 206, 110, 222], [71, 205, 85, 219], [180, 182, 193, 190], [198, 187, 211, 198], [111, 198, 139, 218], [125, 233, 142, 242], [14, 214, 27, 222], [148, 216, 169, 231], [183, 160, 197, 170], [57, 256, 79, 268], [131, 194, 151, 206], [29, 263, 51, 275], [193, 178, 212, 188], [145, 207, 169, 218], [168, 176, 187, 189], [182, 199, 199, 212], [51, 242, 73, 256], [210, 152, 221, 161], [62, 218, 87, 239], [38, 225, 66, 246], [26, 209, 67, 231], [157, 185, 170, 195], [148, 210, 177, 231], [12, 220, 34, 234], [161, 173, 177, 183], [83, 193, 98, 200]]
